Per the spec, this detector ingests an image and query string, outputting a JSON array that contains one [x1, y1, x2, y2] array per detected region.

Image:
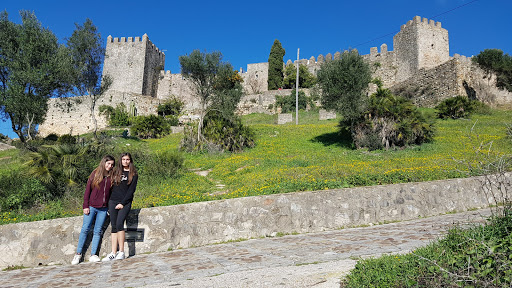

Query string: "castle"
[[38, 16, 512, 136]]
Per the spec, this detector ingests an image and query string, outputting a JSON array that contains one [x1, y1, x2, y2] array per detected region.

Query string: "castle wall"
[[390, 55, 512, 108], [416, 18, 449, 70], [453, 55, 512, 105], [156, 70, 172, 100], [391, 58, 460, 107], [364, 44, 397, 90], [38, 91, 160, 137]]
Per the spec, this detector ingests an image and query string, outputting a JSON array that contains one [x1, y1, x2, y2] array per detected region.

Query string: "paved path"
[[1, 209, 491, 288]]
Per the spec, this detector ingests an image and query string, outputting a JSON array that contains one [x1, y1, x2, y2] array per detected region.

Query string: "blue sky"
[[1, 0, 511, 138]]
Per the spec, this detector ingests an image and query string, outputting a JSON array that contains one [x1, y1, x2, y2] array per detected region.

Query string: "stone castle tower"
[[393, 16, 449, 82], [102, 34, 165, 97]]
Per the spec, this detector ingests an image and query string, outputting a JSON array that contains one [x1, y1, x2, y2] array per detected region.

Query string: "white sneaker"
[[102, 252, 117, 262], [115, 251, 125, 260], [89, 255, 100, 262], [71, 254, 81, 265]]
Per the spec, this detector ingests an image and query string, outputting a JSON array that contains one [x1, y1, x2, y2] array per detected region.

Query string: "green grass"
[[342, 212, 512, 287], [1, 109, 512, 224], [139, 109, 512, 210]]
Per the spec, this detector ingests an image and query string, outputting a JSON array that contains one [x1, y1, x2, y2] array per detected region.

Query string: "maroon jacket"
[[83, 171, 112, 209]]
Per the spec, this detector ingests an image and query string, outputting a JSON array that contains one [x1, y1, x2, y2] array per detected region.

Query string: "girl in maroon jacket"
[[71, 155, 115, 265], [103, 152, 138, 261]]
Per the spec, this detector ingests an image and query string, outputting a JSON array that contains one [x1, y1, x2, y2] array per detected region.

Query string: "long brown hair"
[[113, 152, 138, 185], [91, 155, 115, 189]]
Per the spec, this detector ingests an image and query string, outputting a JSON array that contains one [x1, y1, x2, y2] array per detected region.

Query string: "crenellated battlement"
[[400, 15, 443, 31], [107, 34, 165, 57]]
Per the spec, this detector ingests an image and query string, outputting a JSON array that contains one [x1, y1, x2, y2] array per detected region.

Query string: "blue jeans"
[[76, 206, 108, 255]]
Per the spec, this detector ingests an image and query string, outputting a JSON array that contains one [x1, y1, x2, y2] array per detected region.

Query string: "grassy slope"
[[1, 109, 511, 223]]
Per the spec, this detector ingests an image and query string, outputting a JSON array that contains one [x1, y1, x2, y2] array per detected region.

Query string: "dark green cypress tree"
[[267, 39, 285, 90]]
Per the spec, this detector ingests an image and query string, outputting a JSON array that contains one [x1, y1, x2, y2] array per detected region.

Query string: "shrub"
[[343, 214, 512, 287], [130, 115, 170, 139], [164, 115, 180, 126], [348, 87, 435, 150], [139, 150, 184, 179], [57, 134, 76, 145], [275, 89, 313, 113], [282, 64, 317, 89], [44, 133, 59, 142], [99, 103, 130, 126], [435, 96, 480, 119], [0, 171, 47, 211], [157, 97, 184, 117], [181, 111, 255, 153]]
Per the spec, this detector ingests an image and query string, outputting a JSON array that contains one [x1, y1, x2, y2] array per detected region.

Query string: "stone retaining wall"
[[0, 175, 505, 269]]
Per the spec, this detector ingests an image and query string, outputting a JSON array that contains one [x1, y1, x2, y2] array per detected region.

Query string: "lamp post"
[[296, 48, 299, 125]]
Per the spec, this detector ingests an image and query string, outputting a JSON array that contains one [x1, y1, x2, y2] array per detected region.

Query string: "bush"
[[435, 96, 481, 119], [130, 115, 170, 139], [44, 133, 59, 142], [100, 103, 130, 127], [157, 97, 184, 117], [181, 111, 255, 153], [57, 134, 76, 145], [164, 115, 180, 126], [349, 87, 435, 150], [282, 64, 317, 89], [139, 150, 184, 179], [0, 171, 47, 211], [275, 89, 313, 113]]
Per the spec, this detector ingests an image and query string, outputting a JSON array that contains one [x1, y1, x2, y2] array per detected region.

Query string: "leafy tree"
[[267, 39, 286, 90], [473, 49, 512, 92], [282, 64, 317, 89], [0, 11, 71, 142], [317, 50, 372, 127], [157, 96, 184, 117], [66, 18, 111, 138], [275, 89, 312, 113], [179, 50, 244, 143]]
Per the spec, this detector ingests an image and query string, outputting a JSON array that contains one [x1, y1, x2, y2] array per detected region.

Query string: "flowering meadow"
[[1, 109, 511, 224], [135, 109, 512, 209]]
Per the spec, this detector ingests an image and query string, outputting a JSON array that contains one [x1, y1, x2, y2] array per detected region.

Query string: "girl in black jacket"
[[103, 152, 138, 261]]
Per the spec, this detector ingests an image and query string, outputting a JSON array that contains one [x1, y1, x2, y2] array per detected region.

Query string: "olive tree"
[[179, 50, 243, 143], [0, 11, 70, 142], [317, 50, 372, 126], [67, 18, 111, 138]]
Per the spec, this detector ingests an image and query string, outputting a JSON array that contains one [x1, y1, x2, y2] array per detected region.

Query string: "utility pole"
[[296, 48, 299, 125]]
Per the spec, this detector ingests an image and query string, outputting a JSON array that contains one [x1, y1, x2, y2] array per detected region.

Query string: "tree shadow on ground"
[[310, 128, 353, 149]]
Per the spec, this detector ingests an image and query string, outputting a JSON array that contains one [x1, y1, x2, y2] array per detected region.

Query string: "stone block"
[[277, 113, 293, 124], [319, 109, 336, 120]]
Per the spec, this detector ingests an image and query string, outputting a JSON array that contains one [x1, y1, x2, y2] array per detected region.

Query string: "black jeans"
[[108, 200, 132, 233]]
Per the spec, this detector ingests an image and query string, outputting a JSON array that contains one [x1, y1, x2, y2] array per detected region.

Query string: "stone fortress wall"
[[39, 16, 512, 136]]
